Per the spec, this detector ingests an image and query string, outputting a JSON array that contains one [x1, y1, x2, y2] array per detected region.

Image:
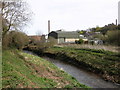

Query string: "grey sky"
[[24, 0, 119, 35], [118, 1, 120, 24]]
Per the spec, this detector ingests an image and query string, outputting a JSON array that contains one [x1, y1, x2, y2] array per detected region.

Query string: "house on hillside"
[[84, 32, 101, 40], [84, 32, 103, 45], [48, 30, 80, 44], [78, 31, 103, 45]]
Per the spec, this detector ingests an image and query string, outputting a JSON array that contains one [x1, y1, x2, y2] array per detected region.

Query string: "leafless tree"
[[1, 0, 32, 38]]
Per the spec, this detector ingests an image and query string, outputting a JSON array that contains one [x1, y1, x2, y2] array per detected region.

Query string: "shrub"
[[104, 30, 120, 46], [2, 33, 11, 49], [75, 39, 84, 44], [33, 36, 57, 51], [89, 40, 94, 45], [47, 37, 57, 47], [2, 31, 29, 49]]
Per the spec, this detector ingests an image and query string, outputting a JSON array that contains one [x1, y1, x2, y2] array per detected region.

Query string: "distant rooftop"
[[50, 30, 80, 38]]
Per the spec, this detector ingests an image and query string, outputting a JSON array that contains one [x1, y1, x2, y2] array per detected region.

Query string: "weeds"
[[56, 44, 120, 52], [42, 46, 120, 84], [2, 50, 88, 88]]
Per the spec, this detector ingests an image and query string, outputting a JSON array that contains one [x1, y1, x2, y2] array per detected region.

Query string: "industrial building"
[[48, 30, 80, 44]]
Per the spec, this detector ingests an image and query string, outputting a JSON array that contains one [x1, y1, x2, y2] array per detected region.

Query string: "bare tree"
[[1, 0, 32, 38]]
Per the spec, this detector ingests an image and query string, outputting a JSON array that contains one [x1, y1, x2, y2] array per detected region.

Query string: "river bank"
[[24, 50, 120, 88], [43, 57, 119, 88], [2, 49, 88, 88], [24, 46, 120, 84]]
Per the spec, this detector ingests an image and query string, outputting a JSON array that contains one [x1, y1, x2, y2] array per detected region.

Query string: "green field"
[[42, 46, 120, 84], [2, 49, 88, 88]]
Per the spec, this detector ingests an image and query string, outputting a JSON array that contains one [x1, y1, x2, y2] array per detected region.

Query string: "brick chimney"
[[116, 19, 118, 26], [48, 20, 50, 34]]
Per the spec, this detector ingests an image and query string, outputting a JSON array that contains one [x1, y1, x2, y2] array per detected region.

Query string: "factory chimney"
[[116, 19, 118, 26], [48, 20, 50, 34]]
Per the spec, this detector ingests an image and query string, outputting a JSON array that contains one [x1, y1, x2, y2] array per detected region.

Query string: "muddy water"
[[23, 50, 120, 88]]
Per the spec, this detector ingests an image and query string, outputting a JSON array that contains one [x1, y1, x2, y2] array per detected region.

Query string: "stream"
[[23, 50, 120, 88]]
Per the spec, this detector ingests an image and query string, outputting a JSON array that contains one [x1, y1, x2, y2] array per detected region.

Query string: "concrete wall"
[[58, 38, 65, 44], [58, 38, 79, 44], [66, 38, 79, 43]]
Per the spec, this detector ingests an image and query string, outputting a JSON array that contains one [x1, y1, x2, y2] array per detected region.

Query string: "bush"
[[2, 31, 29, 49], [2, 33, 11, 49], [104, 30, 120, 46], [33, 36, 57, 51], [89, 40, 94, 45], [75, 39, 84, 44]]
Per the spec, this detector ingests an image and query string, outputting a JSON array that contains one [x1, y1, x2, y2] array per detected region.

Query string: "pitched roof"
[[54, 31, 80, 38], [28, 35, 42, 41]]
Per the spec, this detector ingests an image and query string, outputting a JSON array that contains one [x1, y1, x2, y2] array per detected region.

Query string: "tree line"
[[78, 23, 120, 46]]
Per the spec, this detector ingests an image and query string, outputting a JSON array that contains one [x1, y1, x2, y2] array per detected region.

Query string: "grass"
[[0, 43, 2, 89], [56, 44, 120, 52], [42, 46, 120, 84], [2, 49, 88, 88]]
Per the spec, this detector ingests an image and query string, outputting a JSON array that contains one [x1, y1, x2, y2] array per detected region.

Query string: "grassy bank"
[[56, 44, 119, 52], [32, 46, 120, 84], [2, 49, 88, 88]]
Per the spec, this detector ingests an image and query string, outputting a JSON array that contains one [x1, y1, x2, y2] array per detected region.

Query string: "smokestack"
[[48, 20, 50, 34], [116, 19, 118, 26]]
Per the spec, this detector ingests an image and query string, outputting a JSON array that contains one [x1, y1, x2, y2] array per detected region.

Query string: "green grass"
[[2, 49, 88, 88], [0, 44, 2, 89], [43, 46, 120, 84]]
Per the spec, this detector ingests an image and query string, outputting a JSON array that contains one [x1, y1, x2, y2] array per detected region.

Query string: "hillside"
[[2, 50, 88, 88]]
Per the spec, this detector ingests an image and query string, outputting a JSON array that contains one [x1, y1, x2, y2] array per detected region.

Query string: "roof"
[[28, 35, 45, 41], [52, 31, 80, 38]]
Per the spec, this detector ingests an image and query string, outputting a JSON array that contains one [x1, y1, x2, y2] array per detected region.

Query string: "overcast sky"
[[24, 0, 119, 35]]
